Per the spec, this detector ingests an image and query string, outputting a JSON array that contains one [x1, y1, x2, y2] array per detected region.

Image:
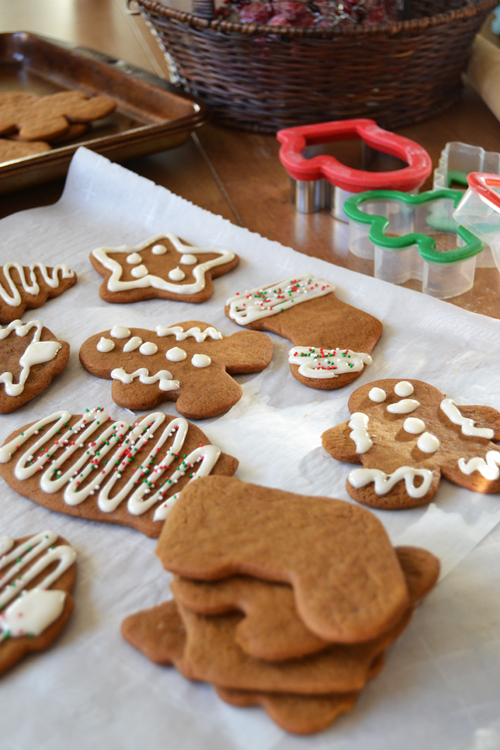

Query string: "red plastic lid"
[[467, 172, 500, 212], [277, 118, 432, 193]]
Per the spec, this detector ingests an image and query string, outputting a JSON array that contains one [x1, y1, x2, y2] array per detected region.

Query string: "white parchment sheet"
[[1, 147, 500, 749]]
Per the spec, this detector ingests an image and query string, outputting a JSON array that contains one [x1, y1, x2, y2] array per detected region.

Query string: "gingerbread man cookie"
[[79, 322, 273, 419], [0, 319, 70, 413], [322, 378, 500, 510], [90, 233, 239, 304], [225, 274, 382, 390], [0, 138, 51, 164], [0, 531, 76, 675], [0, 261, 76, 324], [0, 409, 238, 537]]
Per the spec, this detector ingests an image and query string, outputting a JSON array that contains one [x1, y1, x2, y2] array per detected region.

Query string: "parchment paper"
[[1, 147, 500, 749]]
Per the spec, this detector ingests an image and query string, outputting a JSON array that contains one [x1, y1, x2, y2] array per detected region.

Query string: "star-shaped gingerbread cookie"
[[321, 378, 500, 510], [225, 274, 382, 389], [90, 233, 239, 304], [0, 261, 76, 324], [79, 322, 273, 418]]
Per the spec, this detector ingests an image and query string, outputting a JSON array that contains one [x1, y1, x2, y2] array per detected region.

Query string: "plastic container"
[[454, 172, 500, 273]]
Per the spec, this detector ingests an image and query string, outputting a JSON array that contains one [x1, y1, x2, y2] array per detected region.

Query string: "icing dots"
[[123, 337, 142, 353], [387, 399, 420, 414], [126, 253, 142, 264], [403, 418, 425, 434], [97, 337, 115, 353], [152, 244, 167, 255], [349, 466, 434, 499], [131, 265, 148, 279], [0, 320, 62, 397], [0, 263, 74, 308], [288, 347, 372, 379], [394, 381, 414, 397], [192, 354, 211, 368], [369, 387, 386, 403], [227, 275, 333, 325], [348, 413, 372, 454], [166, 347, 187, 362], [156, 325, 222, 343], [169, 267, 185, 281], [440, 398, 494, 439], [417, 432, 440, 454], [180, 254, 197, 265], [139, 342, 158, 356], [110, 326, 130, 339]]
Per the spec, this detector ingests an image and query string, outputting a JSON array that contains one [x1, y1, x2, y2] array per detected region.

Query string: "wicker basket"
[[134, 0, 498, 133]]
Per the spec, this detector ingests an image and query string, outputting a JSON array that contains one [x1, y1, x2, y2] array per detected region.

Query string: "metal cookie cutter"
[[343, 189, 484, 299], [277, 118, 432, 220], [454, 171, 500, 274]]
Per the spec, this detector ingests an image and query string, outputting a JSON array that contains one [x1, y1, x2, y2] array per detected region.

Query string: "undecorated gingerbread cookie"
[[79, 322, 273, 419], [321, 378, 500, 510], [90, 233, 239, 304], [225, 274, 382, 389], [0, 530, 76, 675], [0, 319, 70, 413], [0, 138, 51, 164], [0, 409, 238, 537], [0, 261, 76, 324]]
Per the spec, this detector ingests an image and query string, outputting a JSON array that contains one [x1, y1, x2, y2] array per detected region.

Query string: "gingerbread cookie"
[[0, 530, 76, 675], [0, 319, 70, 413], [0, 90, 115, 142], [225, 274, 382, 389], [0, 138, 51, 163], [157, 476, 409, 643], [0, 409, 238, 537], [0, 261, 76, 324], [321, 378, 500, 510], [79, 322, 273, 419], [90, 233, 239, 304]]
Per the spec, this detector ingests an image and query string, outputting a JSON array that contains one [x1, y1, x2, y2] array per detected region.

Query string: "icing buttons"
[[169, 267, 185, 281], [167, 347, 187, 362], [139, 342, 158, 356], [126, 253, 142, 264], [387, 399, 420, 414], [394, 381, 414, 397], [131, 265, 149, 279], [403, 418, 425, 434], [123, 337, 142, 353], [110, 325, 130, 339], [152, 244, 167, 255], [417, 432, 440, 454], [97, 337, 115, 353], [369, 387, 386, 403], [180, 254, 197, 265], [191, 354, 211, 368]]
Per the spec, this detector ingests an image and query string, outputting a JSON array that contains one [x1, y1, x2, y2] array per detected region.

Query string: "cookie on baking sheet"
[[0, 409, 238, 537], [225, 274, 382, 389], [79, 322, 273, 419], [0, 261, 76, 324], [0, 138, 51, 163], [0, 90, 115, 142], [0, 531, 76, 675], [90, 233, 239, 304], [321, 378, 500, 510], [0, 319, 70, 413]]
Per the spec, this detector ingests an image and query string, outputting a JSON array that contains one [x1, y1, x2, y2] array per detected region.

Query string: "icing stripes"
[[0, 263, 74, 308]]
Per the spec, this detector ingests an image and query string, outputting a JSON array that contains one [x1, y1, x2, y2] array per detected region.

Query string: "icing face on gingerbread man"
[[322, 378, 500, 510], [90, 233, 239, 304], [79, 322, 273, 419], [225, 274, 382, 390]]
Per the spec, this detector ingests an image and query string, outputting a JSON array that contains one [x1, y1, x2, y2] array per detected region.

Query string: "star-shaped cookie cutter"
[[277, 119, 432, 220], [343, 188, 483, 299]]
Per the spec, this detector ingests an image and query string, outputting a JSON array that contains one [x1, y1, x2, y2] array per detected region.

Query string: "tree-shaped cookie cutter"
[[454, 172, 500, 275], [343, 189, 483, 299], [277, 119, 432, 220]]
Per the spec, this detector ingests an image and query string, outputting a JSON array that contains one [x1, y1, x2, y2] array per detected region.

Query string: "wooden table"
[[2, 0, 500, 317]]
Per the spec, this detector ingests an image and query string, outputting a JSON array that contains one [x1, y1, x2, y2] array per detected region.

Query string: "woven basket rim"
[[136, 0, 498, 37]]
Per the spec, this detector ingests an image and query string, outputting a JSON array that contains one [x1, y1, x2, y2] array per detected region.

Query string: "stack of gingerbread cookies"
[[122, 476, 439, 734]]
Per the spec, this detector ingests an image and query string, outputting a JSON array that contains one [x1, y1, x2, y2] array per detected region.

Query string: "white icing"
[[369, 387, 386, 403], [0, 411, 221, 523], [169, 267, 185, 281], [440, 398, 494, 439], [226, 275, 333, 324], [180, 254, 197, 265], [123, 336, 142, 352], [458, 450, 500, 480], [0, 320, 62, 397], [166, 347, 187, 362], [349, 466, 434, 498], [403, 418, 425, 434], [387, 399, 420, 414], [152, 244, 167, 255], [97, 337, 114, 353], [110, 326, 130, 339], [139, 342, 158, 356], [131, 265, 148, 279], [92, 233, 235, 295], [0, 531, 75, 641], [288, 346, 371, 379], [417, 432, 440, 454], [348, 413, 372, 454], [394, 381, 414, 397], [156, 325, 223, 343], [111, 368, 179, 391], [126, 253, 142, 264], [0, 263, 74, 307], [192, 354, 211, 368]]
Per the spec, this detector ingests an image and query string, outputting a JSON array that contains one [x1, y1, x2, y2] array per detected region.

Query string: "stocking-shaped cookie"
[[225, 274, 382, 389], [0, 319, 70, 413], [322, 378, 500, 510], [0, 261, 76, 324], [79, 322, 273, 419], [0, 409, 238, 537], [0, 531, 76, 675], [90, 234, 239, 304]]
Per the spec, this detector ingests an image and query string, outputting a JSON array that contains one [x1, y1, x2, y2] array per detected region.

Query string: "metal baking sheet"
[[0, 32, 209, 193]]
